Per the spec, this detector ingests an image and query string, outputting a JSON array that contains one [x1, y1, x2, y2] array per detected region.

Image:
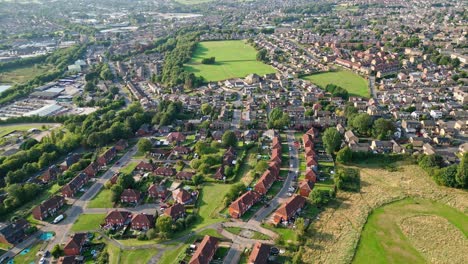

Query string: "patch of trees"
[[325, 84, 349, 100], [201, 57, 216, 64], [151, 100, 191, 126], [268, 107, 290, 129], [0, 54, 48, 72], [308, 188, 336, 207], [223, 183, 245, 207], [222, 131, 238, 148], [322, 127, 343, 154], [256, 49, 268, 63], [334, 167, 360, 192], [418, 154, 467, 189]]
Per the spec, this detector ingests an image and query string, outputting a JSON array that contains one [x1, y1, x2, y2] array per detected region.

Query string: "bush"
[[334, 167, 360, 192], [201, 57, 216, 64]]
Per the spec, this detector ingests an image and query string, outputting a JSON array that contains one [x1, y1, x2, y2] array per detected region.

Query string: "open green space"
[[120, 248, 156, 264], [353, 198, 468, 264], [0, 64, 54, 84], [193, 183, 230, 229], [87, 189, 114, 208], [302, 69, 369, 98], [0, 124, 46, 137], [120, 161, 137, 174], [13, 241, 43, 264], [262, 224, 297, 243], [71, 214, 106, 232], [185, 40, 275, 81]]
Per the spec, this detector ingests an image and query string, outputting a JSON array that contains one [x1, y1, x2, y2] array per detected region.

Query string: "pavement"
[[369, 76, 376, 98]]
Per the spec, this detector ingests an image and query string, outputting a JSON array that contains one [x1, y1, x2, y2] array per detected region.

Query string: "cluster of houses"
[[0, 218, 31, 246], [229, 135, 281, 219]]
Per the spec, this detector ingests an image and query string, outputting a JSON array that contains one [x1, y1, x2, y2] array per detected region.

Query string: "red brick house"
[[131, 213, 155, 230], [229, 191, 260, 218], [148, 184, 170, 200], [84, 162, 99, 178], [42, 165, 61, 183], [273, 195, 306, 225], [299, 180, 315, 197], [254, 170, 276, 195], [105, 210, 131, 227], [248, 242, 271, 264], [61, 173, 88, 198], [32, 195, 65, 220], [213, 166, 225, 180], [176, 171, 195, 180], [305, 169, 317, 182], [63, 233, 87, 256], [115, 139, 128, 151], [97, 147, 117, 167], [303, 134, 313, 148], [172, 188, 192, 204], [135, 161, 155, 172], [120, 189, 141, 203], [306, 156, 317, 167], [154, 167, 176, 177], [167, 132, 186, 143], [164, 203, 185, 220], [189, 235, 219, 264], [172, 146, 190, 155]]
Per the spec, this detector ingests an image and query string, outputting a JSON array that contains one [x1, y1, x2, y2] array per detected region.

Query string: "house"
[[254, 170, 276, 195], [61, 173, 88, 198], [60, 153, 81, 171], [0, 218, 31, 245], [32, 195, 65, 220], [189, 235, 219, 264], [167, 132, 186, 143], [299, 180, 315, 197], [370, 140, 394, 153], [131, 213, 155, 230], [136, 161, 155, 172], [348, 141, 370, 152], [229, 191, 261, 218], [120, 189, 141, 204], [344, 130, 358, 143], [148, 184, 170, 200], [105, 210, 131, 227], [172, 146, 190, 155], [423, 143, 436, 155], [64, 233, 87, 256], [213, 166, 225, 180], [97, 147, 117, 167], [176, 171, 195, 180], [164, 203, 186, 220], [136, 124, 152, 137], [42, 165, 61, 183], [58, 255, 84, 264], [459, 142, 468, 154], [115, 139, 128, 151], [172, 188, 192, 204], [154, 167, 176, 177], [433, 137, 450, 146], [273, 195, 306, 224], [83, 162, 99, 178], [401, 120, 421, 134], [248, 242, 271, 264], [243, 130, 258, 141], [304, 169, 317, 182]]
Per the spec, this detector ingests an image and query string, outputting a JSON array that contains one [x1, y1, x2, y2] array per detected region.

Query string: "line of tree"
[[418, 153, 467, 189], [325, 84, 349, 100]]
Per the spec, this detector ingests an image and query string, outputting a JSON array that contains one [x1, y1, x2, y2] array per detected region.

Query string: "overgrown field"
[[185, 40, 275, 81], [304, 163, 468, 263], [0, 64, 54, 84], [302, 70, 369, 98]]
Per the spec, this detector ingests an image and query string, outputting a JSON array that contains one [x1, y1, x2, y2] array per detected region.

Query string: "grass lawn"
[[185, 40, 275, 81], [353, 198, 468, 264], [106, 242, 121, 264], [87, 189, 114, 208], [262, 224, 297, 243], [193, 183, 231, 229], [302, 69, 369, 98], [0, 124, 46, 137], [0, 64, 54, 84], [71, 214, 106, 232], [120, 161, 138, 174], [13, 241, 43, 264], [197, 228, 225, 239], [120, 248, 156, 264]]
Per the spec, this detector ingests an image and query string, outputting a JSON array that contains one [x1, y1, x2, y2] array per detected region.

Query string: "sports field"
[[302, 70, 369, 97], [185, 40, 275, 81]]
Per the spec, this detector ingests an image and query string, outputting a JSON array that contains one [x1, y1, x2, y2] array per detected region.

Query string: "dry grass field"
[[303, 163, 468, 264]]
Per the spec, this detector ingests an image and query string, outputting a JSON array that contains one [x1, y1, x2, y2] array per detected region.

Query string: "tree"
[[322, 128, 342, 154], [117, 173, 135, 189], [372, 118, 395, 140], [110, 185, 123, 203], [351, 113, 372, 135], [137, 138, 152, 153], [336, 146, 352, 164], [456, 153, 467, 188], [268, 107, 290, 129], [256, 49, 268, 62], [222, 131, 238, 148], [295, 217, 306, 239], [201, 103, 212, 115], [309, 189, 332, 206], [334, 167, 360, 192], [192, 174, 204, 185], [51, 244, 63, 258], [156, 215, 173, 235]]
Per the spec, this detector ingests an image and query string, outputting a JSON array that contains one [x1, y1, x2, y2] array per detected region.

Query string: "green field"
[[0, 64, 53, 84], [185, 40, 275, 81], [87, 189, 113, 208], [193, 183, 231, 229], [0, 124, 46, 137], [353, 198, 468, 264], [120, 248, 156, 264], [71, 214, 106, 232], [303, 70, 369, 98]]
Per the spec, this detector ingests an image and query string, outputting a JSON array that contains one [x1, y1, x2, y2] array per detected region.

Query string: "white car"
[[286, 192, 293, 197], [290, 164, 293, 168]]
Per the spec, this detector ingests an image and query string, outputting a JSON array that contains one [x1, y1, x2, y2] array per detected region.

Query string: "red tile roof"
[[189, 235, 219, 264], [248, 242, 271, 264]]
